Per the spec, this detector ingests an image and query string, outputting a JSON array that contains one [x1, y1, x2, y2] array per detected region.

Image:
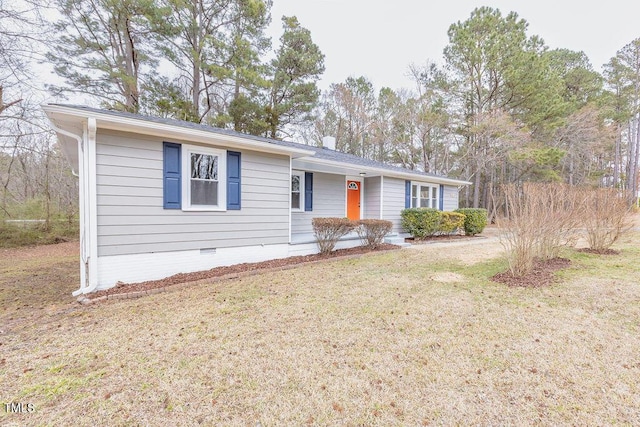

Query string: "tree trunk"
[[614, 124, 621, 187], [123, 21, 139, 113], [634, 115, 640, 203], [473, 166, 481, 208]]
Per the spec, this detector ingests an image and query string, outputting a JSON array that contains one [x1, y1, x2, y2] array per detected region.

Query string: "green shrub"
[[312, 217, 357, 254], [400, 208, 442, 238], [356, 219, 393, 248], [439, 212, 466, 234], [454, 208, 488, 236]]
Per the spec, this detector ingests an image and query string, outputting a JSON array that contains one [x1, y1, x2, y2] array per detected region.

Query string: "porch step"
[[384, 235, 411, 247]]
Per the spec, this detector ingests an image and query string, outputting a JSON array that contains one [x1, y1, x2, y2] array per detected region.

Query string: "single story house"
[[43, 104, 471, 295]]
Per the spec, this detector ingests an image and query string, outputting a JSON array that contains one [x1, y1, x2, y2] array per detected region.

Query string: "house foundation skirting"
[[96, 244, 290, 291], [93, 239, 365, 292]]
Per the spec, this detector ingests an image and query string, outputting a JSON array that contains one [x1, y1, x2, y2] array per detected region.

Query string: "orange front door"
[[346, 180, 361, 220]]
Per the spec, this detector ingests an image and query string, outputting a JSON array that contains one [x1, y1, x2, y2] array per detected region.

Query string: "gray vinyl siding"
[[382, 177, 406, 233], [442, 184, 459, 211], [363, 176, 381, 219], [291, 172, 345, 236], [96, 129, 290, 256]]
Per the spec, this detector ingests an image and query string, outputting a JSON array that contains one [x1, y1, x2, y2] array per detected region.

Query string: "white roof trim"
[[299, 157, 472, 186], [42, 104, 315, 158], [43, 104, 471, 186]]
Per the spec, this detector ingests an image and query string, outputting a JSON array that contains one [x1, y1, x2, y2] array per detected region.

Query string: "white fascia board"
[[301, 157, 472, 186], [42, 104, 315, 159]]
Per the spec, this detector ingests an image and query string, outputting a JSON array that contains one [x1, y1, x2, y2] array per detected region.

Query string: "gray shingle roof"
[[297, 144, 458, 181], [50, 104, 467, 184]]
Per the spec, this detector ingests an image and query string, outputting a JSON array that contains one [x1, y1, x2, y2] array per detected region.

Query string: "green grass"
[[0, 233, 639, 425], [0, 222, 79, 248]]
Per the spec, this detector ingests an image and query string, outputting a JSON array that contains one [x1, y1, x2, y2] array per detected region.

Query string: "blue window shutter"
[[227, 151, 241, 210], [404, 180, 411, 208], [304, 172, 313, 211], [439, 185, 444, 210], [163, 142, 181, 209]]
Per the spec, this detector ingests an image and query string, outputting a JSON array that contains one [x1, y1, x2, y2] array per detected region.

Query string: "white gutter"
[[42, 104, 316, 159], [47, 123, 81, 176], [48, 122, 90, 296], [298, 157, 473, 186]]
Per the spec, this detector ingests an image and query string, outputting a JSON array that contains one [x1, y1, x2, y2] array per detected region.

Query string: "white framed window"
[[291, 171, 304, 211], [182, 145, 227, 211], [411, 182, 439, 209]]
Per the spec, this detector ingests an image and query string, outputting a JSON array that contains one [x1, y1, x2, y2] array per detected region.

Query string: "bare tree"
[[554, 105, 615, 186], [0, 0, 45, 116]]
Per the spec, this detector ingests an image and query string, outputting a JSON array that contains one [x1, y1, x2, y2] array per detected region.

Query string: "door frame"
[[345, 176, 363, 220]]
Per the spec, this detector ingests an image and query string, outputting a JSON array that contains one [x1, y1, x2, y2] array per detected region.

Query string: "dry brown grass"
[[1, 231, 640, 426]]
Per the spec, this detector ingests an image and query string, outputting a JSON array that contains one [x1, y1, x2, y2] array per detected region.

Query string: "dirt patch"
[[577, 248, 621, 255], [89, 244, 400, 300], [428, 272, 467, 283], [492, 257, 572, 288], [406, 234, 503, 266], [0, 240, 79, 262]]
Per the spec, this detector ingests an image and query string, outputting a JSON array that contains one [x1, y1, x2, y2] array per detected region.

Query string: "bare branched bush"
[[355, 219, 393, 249], [582, 188, 632, 251], [535, 184, 583, 260], [312, 218, 357, 254], [499, 183, 583, 276], [499, 184, 537, 276]]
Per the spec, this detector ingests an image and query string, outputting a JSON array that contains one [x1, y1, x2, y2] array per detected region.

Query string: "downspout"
[[51, 119, 97, 296], [47, 123, 88, 296], [84, 118, 99, 295]]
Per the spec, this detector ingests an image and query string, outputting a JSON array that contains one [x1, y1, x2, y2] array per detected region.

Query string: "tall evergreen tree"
[[147, 0, 272, 124], [604, 39, 640, 200], [48, 0, 157, 113], [443, 7, 564, 207], [265, 16, 324, 139]]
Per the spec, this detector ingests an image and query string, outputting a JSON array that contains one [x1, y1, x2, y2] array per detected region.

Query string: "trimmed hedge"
[[312, 217, 357, 254], [439, 211, 465, 234], [356, 219, 393, 248], [454, 208, 488, 236], [400, 208, 442, 238]]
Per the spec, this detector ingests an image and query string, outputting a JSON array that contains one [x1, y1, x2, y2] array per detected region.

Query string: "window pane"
[[411, 196, 418, 208], [291, 192, 300, 209], [420, 187, 430, 208], [191, 153, 218, 180], [432, 187, 437, 199], [412, 185, 418, 198], [191, 180, 218, 206], [291, 175, 300, 192]]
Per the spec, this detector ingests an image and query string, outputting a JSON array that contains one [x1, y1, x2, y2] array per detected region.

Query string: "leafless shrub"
[[534, 184, 583, 260], [355, 219, 392, 249], [499, 184, 537, 276], [499, 183, 583, 277], [582, 188, 633, 252], [312, 218, 357, 254]]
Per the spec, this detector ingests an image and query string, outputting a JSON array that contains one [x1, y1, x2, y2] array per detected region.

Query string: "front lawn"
[[1, 233, 639, 425]]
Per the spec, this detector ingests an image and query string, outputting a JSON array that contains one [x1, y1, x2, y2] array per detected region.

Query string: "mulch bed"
[[491, 257, 572, 288], [405, 234, 481, 244], [87, 244, 400, 300], [576, 248, 620, 255]]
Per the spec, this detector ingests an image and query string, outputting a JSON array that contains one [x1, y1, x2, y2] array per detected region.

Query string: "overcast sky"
[[267, 0, 640, 92]]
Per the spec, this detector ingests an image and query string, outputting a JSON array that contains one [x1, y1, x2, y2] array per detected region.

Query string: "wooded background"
[[2, 1, 640, 226]]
